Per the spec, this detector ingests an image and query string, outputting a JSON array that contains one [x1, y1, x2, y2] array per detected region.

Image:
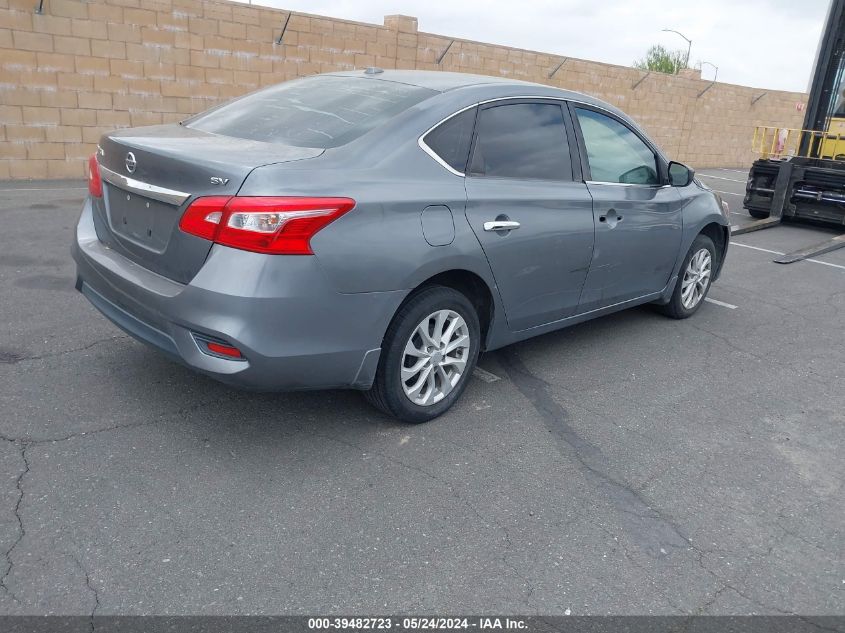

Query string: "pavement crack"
[[693, 546, 802, 617], [498, 348, 700, 561], [0, 440, 30, 602], [773, 516, 830, 555], [72, 554, 100, 631], [5, 335, 129, 365], [697, 581, 731, 614], [299, 426, 535, 606], [712, 581, 794, 615], [685, 322, 769, 362], [0, 395, 243, 445]]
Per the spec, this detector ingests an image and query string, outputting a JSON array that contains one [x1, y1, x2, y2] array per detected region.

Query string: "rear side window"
[[574, 108, 659, 185], [187, 76, 436, 149], [423, 108, 477, 173], [469, 103, 572, 181]]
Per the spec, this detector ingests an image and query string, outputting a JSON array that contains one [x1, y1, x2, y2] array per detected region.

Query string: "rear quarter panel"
[[238, 94, 500, 296]]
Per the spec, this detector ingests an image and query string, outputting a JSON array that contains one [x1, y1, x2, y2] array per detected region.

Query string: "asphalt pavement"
[[0, 171, 842, 616]]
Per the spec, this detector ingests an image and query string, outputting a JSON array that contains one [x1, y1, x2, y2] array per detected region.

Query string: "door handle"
[[484, 220, 521, 232], [598, 209, 623, 223]]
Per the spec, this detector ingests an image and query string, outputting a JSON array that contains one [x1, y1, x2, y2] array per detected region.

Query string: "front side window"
[[469, 103, 572, 181], [574, 108, 659, 185]]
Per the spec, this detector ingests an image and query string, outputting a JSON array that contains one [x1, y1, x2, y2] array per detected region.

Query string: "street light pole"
[[699, 61, 718, 82], [662, 28, 692, 72]]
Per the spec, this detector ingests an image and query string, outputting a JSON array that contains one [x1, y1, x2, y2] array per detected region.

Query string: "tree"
[[633, 44, 688, 75]]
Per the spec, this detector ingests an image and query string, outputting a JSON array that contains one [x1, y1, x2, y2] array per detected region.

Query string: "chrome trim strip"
[[586, 180, 672, 189], [418, 102, 478, 178], [418, 95, 658, 177], [418, 136, 465, 177], [99, 164, 190, 206]]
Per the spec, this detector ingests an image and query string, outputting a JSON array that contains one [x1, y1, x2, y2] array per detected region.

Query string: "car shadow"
[[113, 302, 666, 451]]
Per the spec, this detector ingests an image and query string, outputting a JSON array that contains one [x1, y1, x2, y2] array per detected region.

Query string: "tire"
[[747, 208, 770, 219], [658, 234, 716, 319], [364, 285, 480, 423]]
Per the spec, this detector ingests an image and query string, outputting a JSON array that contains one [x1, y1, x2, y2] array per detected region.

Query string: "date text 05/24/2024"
[[307, 617, 529, 630]]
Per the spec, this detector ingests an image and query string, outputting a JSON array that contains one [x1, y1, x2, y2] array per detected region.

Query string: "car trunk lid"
[[93, 124, 323, 283]]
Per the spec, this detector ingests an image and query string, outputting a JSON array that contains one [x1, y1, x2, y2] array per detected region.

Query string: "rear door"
[[570, 105, 683, 312], [464, 100, 594, 331]]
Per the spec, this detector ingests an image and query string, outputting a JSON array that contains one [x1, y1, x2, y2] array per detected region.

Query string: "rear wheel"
[[364, 286, 480, 423], [658, 234, 716, 319], [746, 208, 770, 219]]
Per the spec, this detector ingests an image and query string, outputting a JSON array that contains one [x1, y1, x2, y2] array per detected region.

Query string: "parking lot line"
[[704, 297, 738, 309], [730, 240, 845, 270], [473, 366, 501, 383], [730, 242, 784, 255], [698, 173, 746, 183], [807, 258, 845, 270]]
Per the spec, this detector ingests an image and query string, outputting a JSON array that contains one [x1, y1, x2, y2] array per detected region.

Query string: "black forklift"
[[739, 0, 845, 263]]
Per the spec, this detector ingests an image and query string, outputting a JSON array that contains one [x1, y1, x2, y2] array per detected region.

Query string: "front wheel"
[[364, 286, 480, 423], [658, 234, 716, 319]]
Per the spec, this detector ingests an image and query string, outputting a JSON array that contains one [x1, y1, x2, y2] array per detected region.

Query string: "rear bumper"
[[72, 198, 405, 391]]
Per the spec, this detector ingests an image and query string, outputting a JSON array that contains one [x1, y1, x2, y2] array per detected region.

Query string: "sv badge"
[[210, 176, 229, 186]]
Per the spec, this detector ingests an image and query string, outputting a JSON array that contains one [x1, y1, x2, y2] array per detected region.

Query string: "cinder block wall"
[[0, 0, 808, 179]]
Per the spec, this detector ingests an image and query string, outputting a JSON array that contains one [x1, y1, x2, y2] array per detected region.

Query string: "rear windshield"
[[186, 76, 437, 149]]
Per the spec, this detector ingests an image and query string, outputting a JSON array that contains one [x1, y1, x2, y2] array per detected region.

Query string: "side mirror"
[[668, 161, 694, 187]]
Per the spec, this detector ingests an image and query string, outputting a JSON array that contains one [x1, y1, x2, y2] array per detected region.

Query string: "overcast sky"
[[239, 0, 829, 92]]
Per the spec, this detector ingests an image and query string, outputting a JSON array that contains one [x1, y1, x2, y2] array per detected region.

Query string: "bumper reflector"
[[206, 341, 243, 359], [193, 333, 245, 360]]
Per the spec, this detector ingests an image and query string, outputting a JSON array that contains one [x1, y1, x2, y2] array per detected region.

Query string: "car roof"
[[323, 69, 620, 115], [324, 69, 542, 91]]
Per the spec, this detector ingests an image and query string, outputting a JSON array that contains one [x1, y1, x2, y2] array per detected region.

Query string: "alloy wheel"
[[681, 248, 712, 309], [400, 309, 471, 406]]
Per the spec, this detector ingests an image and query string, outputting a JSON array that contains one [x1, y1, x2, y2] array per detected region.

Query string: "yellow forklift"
[[739, 0, 845, 263]]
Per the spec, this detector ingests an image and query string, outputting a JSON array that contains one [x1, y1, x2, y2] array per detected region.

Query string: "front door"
[[571, 106, 683, 312], [464, 101, 594, 331]]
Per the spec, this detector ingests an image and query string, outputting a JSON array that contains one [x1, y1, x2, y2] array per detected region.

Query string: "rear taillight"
[[88, 153, 103, 198], [178, 196, 230, 241], [178, 197, 356, 255]]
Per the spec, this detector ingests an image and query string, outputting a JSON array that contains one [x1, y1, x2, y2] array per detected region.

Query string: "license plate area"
[[105, 183, 178, 252]]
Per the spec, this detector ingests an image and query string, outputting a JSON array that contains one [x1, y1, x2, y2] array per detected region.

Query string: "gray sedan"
[[72, 70, 730, 422]]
